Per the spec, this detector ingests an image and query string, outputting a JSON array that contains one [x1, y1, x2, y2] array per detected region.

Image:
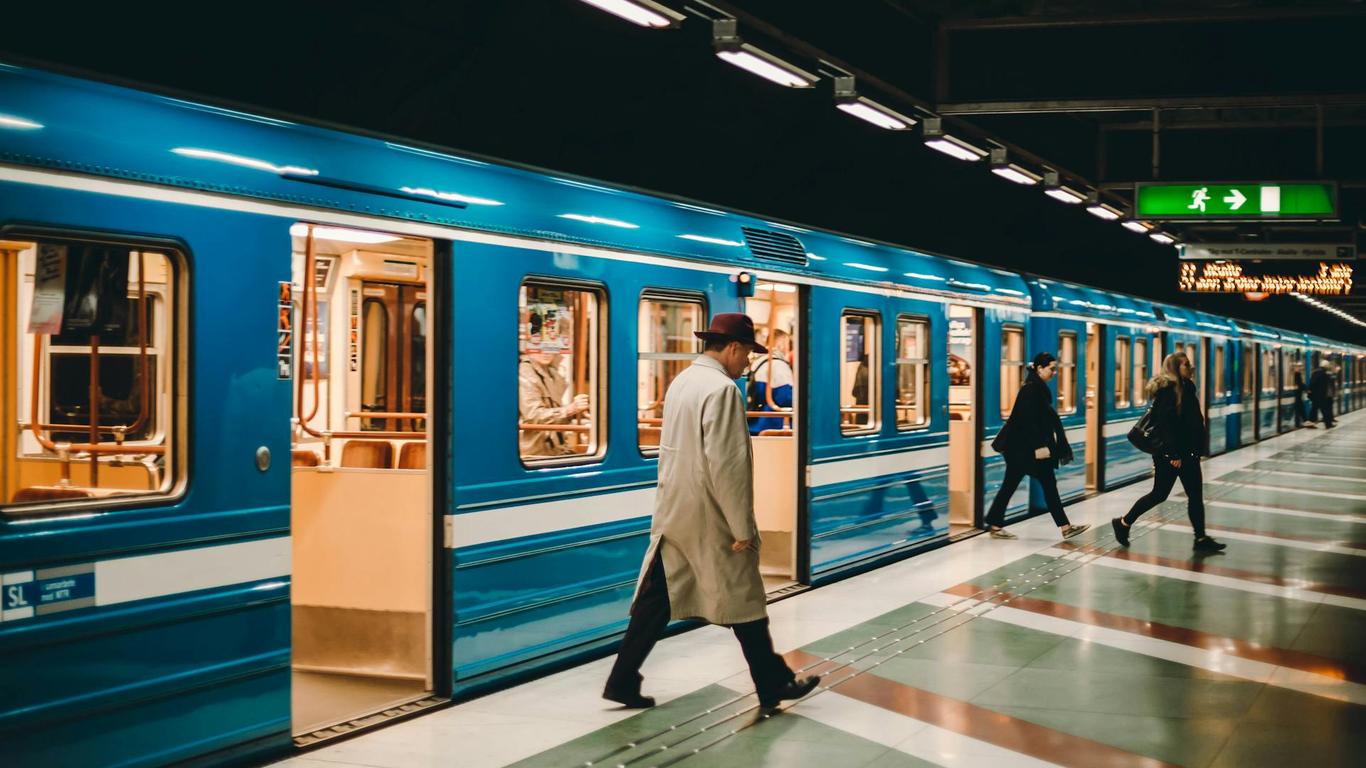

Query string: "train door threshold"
[[293, 694, 449, 749]]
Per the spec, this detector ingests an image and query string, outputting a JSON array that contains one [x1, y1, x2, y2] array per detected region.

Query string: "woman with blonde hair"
[[1112, 352, 1226, 552]]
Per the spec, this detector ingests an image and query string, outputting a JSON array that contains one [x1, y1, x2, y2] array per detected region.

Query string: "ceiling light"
[[558, 213, 639, 229], [832, 77, 915, 130], [922, 118, 987, 162], [678, 234, 743, 246], [1085, 199, 1122, 221], [0, 114, 43, 130], [1042, 172, 1085, 203], [713, 20, 817, 89], [172, 147, 318, 176], [1149, 231, 1176, 245], [575, 0, 684, 28], [1121, 219, 1154, 234], [290, 224, 400, 244], [989, 149, 1041, 185], [400, 186, 504, 206]]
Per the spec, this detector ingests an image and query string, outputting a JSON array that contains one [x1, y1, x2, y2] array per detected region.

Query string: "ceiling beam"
[[940, 6, 1366, 31], [938, 94, 1366, 115]]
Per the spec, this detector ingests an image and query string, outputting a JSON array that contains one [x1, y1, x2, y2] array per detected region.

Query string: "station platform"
[[275, 413, 1364, 768]]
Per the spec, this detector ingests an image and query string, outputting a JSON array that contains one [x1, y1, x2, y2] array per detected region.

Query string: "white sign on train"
[[1178, 243, 1356, 261]]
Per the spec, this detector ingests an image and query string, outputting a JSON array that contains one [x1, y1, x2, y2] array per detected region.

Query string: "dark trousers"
[[1121, 456, 1206, 538], [606, 551, 796, 700], [1293, 396, 1304, 427], [985, 459, 1069, 528], [1310, 397, 1335, 427]]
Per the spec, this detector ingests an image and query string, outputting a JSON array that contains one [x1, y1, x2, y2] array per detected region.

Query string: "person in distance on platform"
[[1307, 360, 1336, 429], [983, 352, 1091, 541], [1112, 352, 1227, 552], [1292, 362, 1307, 428], [603, 313, 820, 712]]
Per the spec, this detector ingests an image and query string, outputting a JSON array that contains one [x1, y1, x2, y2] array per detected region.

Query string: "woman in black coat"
[[1112, 352, 1227, 552], [985, 353, 1091, 540]]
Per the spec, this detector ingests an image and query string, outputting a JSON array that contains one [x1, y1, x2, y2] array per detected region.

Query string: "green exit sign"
[[1135, 182, 1337, 220]]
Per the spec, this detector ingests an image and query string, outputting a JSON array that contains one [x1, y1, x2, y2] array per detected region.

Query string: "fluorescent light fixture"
[[712, 21, 816, 88], [1149, 231, 1176, 245], [1086, 203, 1122, 221], [678, 234, 743, 246], [401, 186, 504, 206], [290, 224, 400, 244], [0, 114, 43, 130], [576, 0, 684, 28], [172, 147, 318, 176], [1044, 187, 1086, 203], [832, 79, 917, 131], [715, 45, 818, 88], [557, 213, 639, 229], [1042, 171, 1085, 203], [921, 118, 987, 162], [846, 262, 889, 273], [989, 149, 1040, 185], [1121, 219, 1154, 233]]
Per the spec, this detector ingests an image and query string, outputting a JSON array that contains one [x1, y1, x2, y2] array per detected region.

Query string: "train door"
[[745, 280, 802, 594], [946, 305, 979, 532], [1084, 322, 1101, 490], [287, 224, 440, 742]]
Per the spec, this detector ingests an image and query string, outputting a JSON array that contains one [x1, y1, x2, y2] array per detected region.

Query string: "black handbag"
[[990, 419, 1012, 455], [1127, 407, 1161, 455]]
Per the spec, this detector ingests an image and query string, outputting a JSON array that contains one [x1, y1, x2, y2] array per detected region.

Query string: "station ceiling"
[[1, 0, 1362, 341]]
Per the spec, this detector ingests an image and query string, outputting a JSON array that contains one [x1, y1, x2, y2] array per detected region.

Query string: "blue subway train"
[[1, 63, 1362, 766]]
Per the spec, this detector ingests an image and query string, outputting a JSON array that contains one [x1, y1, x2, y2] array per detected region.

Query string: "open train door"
[[946, 305, 981, 533], [286, 224, 448, 746]]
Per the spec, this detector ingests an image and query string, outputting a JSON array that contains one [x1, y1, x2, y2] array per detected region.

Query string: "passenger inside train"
[[2, 238, 184, 508], [286, 224, 435, 736]]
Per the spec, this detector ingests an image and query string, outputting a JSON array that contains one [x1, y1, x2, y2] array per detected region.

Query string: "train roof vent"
[[741, 227, 808, 267]]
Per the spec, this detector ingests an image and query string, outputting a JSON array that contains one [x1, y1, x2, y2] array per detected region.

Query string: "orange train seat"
[[340, 440, 393, 469], [396, 441, 426, 469], [12, 486, 96, 503], [292, 449, 321, 467]]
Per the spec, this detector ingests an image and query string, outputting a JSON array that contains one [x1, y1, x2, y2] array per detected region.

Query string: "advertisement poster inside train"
[[522, 287, 574, 355]]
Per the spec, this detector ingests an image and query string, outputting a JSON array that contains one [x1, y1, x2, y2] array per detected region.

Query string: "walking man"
[[1308, 360, 1336, 429], [603, 313, 820, 711]]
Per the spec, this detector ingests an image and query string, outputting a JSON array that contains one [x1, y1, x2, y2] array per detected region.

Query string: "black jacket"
[[998, 372, 1072, 466], [1309, 368, 1333, 401], [1151, 378, 1204, 459]]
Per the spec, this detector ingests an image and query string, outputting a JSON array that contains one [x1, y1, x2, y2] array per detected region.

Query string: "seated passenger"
[[747, 329, 793, 435], [519, 350, 590, 457]]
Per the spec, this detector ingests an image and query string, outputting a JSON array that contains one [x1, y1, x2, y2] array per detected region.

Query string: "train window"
[[1214, 345, 1226, 397], [360, 298, 389, 418], [518, 280, 604, 465], [1282, 350, 1299, 389], [999, 325, 1024, 418], [638, 293, 706, 454], [1057, 332, 1077, 414], [1114, 337, 1131, 408], [1260, 348, 1278, 394], [3, 238, 184, 511], [840, 311, 879, 435], [895, 316, 930, 429], [410, 303, 427, 413], [1133, 338, 1149, 406], [1242, 346, 1254, 397]]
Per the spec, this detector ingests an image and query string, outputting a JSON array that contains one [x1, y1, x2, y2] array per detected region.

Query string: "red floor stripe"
[[786, 649, 1179, 768], [1058, 542, 1366, 600], [944, 583, 1364, 684]]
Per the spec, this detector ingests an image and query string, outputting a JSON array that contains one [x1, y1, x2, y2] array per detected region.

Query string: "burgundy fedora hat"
[[694, 312, 767, 354]]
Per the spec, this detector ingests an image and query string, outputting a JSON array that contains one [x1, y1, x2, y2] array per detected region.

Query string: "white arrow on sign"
[[1224, 188, 1247, 210]]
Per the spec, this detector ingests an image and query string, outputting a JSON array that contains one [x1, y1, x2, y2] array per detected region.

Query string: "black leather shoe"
[[759, 675, 821, 709], [1111, 518, 1130, 547], [603, 687, 655, 709], [1193, 536, 1227, 553]]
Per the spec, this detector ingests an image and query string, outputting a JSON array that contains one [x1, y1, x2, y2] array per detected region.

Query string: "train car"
[[3, 62, 1365, 767], [1190, 311, 1238, 456]]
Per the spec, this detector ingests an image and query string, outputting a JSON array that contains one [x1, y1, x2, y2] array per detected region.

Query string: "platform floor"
[[274, 413, 1364, 768]]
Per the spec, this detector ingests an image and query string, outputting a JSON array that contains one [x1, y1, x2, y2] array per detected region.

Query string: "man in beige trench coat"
[[603, 313, 820, 711]]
